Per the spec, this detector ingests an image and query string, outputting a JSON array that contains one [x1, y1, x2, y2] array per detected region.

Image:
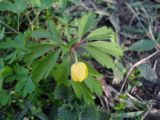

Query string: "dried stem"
[[120, 50, 160, 93]]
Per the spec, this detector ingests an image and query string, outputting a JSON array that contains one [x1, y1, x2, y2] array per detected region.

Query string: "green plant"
[[0, 0, 124, 119], [0, 12, 122, 103]]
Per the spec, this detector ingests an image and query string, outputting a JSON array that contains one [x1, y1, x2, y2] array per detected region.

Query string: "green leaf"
[[113, 60, 125, 84], [0, 1, 16, 13], [113, 66, 124, 85], [85, 62, 102, 78], [71, 81, 94, 104], [85, 26, 116, 41], [0, 33, 26, 49], [0, 34, 26, 61], [0, 38, 16, 49], [80, 105, 99, 120], [0, 66, 13, 78], [32, 50, 60, 83], [0, 27, 5, 41], [83, 46, 115, 69], [128, 40, 156, 52], [0, 66, 13, 91], [48, 20, 61, 42], [30, 0, 54, 9], [58, 0, 67, 9], [78, 13, 96, 39], [52, 57, 70, 85], [31, 21, 61, 43], [84, 77, 102, 96], [138, 63, 158, 83], [0, 0, 27, 14], [24, 44, 53, 63], [17, 101, 32, 120], [58, 104, 77, 120], [14, 64, 29, 81], [15, 76, 35, 97], [99, 110, 110, 120], [88, 41, 123, 58], [14, 0, 28, 14], [54, 85, 69, 100], [109, 15, 120, 32], [31, 107, 49, 120], [25, 77, 35, 93], [31, 29, 53, 39], [0, 90, 11, 106], [4, 52, 17, 64]]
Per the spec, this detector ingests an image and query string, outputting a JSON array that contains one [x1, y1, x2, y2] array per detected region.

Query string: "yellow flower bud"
[[71, 62, 88, 82]]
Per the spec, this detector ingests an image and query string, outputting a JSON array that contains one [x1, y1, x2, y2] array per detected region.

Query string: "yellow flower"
[[71, 62, 88, 82]]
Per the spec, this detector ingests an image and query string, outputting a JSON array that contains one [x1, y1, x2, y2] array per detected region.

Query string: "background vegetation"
[[0, 0, 160, 120]]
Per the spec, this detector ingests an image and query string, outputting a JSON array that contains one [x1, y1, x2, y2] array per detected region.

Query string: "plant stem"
[[0, 20, 18, 33], [17, 14, 20, 32], [72, 49, 78, 63]]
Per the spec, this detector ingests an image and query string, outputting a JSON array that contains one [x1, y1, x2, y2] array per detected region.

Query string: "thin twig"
[[65, 5, 80, 13], [0, 20, 18, 33], [101, 0, 116, 4], [125, 2, 148, 35], [153, 60, 158, 71], [120, 50, 160, 93], [17, 14, 20, 32], [102, 96, 110, 113], [99, 97, 105, 108], [148, 25, 160, 49], [30, 10, 41, 27], [80, 1, 110, 16], [142, 103, 153, 120]]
